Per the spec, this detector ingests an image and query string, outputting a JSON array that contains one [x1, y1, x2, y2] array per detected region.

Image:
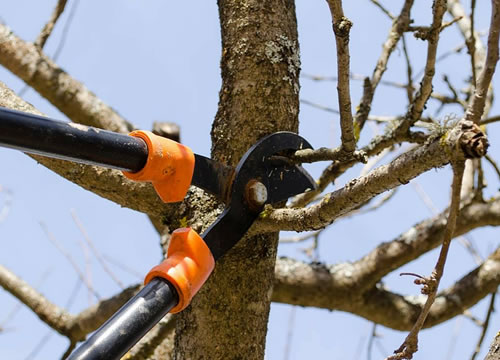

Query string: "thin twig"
[[19, 0, 77, 98], [354, 0, 414, 134], [481, 115, 500, 125], [445, 317, 464, 360], [367, 323, 377, 360], [401, 35, 414, 104], [0, 268, 51, 330], [300, 98, 339, 114], [24, 279, 82, 360], [283, 307, 297, 360], [0, 264, 72, 336], [485, 154, 500, 180], [402, 0, 447, 129], [280, 230, 323, 244], [464, 0, 500, 124], [470, 290, 497, 360], [412, 181, 483, 264], [39, 221, 100, 299], [386, 161, 465, 360], [0, 184, 13, 223], [52, 0, 80, 60], [326, 0, 355, 152], [71, 209, 125, 289], [413, 42, 466, 79], [102, 254, 144, 280], [34, 0, 68, 49], [369, 0, 394, 19], [469, 0, 478, 87]]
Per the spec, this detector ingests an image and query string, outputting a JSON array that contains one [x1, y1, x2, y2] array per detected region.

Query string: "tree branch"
[[326, 0, 355, 152], [273, 245, 500, 331], [0, 80, 180, 219], [0, 264, 72, 337], [471, 290, 497, 360], [354, 0, 414, 133], [387, 161, 465, 360], [464, 0, 500, 124], [401, 0, 447, 130], [34, 0, 68, 49], [0, 23, 133, 133], [256, 120, 487, 233], [0, 261, 141, 343]]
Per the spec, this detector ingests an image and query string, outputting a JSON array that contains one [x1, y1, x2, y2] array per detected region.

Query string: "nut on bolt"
[[245, 179, 268, 210]]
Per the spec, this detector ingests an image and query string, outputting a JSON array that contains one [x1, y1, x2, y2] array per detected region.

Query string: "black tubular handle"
[[68, 278, 179, 360], [0, 107, 147, 172]]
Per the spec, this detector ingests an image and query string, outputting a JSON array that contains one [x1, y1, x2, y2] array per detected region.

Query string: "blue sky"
[[0, 1, 499, 359]]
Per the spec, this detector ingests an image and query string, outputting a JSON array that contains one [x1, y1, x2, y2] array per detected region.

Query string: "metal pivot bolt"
[[245, 179, 268, 210]]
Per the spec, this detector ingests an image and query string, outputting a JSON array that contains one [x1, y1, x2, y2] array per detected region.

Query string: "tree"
[[0, 0, 499, 359]]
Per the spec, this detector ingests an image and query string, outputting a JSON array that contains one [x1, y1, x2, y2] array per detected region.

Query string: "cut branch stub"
[[458, 121, 489, 158]]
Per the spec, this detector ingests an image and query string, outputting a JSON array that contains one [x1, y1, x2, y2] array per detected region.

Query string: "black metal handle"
[[68, 278, 179, 360], [0, 107, 147, 172]]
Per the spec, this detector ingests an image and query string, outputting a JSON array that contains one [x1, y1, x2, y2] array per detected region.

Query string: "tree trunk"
[[173, 0, 300, 359], [485, 333, 500, 360]]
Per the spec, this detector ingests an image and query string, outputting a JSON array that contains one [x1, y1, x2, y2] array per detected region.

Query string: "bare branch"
[[464, 0, 500, 124], [401, 35, 414, 104], [369, 0, 394, 19], [273, 245, 500, 331], [485, 154, 500, 181], [0, 81, 180, 219], [484, 332, 500, 360], [0, 184, 12, 223], [39, 221, 100, 300], [272, 195, 500, 310], [292, 146, 366, 164], [288, 128, 427, 208], [482, 115, 500, 125], [387, 161, 465, 360], [0, 23, 134, 133], [401, 0, 447, 130], [326, 0, 355, 152], [256, 121, 487, 233], [0, 264, 72, 336], [471, 290, 497, 360], [70, 209, 125, 289], [354, 0, 414, 134], [34, 0, 68, 49], [447, 0, 486, 82]]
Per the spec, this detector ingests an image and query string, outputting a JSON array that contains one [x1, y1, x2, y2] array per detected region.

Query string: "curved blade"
[[202, 132, 316, 260], [265, 162, 316, 204]]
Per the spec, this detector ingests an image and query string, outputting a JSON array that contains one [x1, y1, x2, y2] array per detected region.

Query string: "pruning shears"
[[0, 107, 316, 359]]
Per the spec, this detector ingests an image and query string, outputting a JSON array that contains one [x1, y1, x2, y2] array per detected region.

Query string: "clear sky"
[[0, 1, 499, 359]]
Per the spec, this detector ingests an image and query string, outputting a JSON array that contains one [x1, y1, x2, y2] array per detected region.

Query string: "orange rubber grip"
[[145, 228, 215, 313], [122, 130, 195, 203]]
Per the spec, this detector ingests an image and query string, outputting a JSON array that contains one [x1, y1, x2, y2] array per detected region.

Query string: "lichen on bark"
[[173, 1, 301, 359]]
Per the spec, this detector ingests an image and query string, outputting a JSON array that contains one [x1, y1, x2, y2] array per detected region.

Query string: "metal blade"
[[192, 154, 234, 204], [265, 162, 316, 204]]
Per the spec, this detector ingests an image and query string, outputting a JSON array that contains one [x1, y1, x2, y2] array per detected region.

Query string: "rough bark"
[[0, 23, 134, 133], [173, 1, 301, 359], [486, 333, 500, 360], [0, 81, 183, 221]]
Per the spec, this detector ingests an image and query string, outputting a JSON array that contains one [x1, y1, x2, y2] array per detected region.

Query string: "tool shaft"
[[68, 278, 178, 360], [0, 107, 147, 172]]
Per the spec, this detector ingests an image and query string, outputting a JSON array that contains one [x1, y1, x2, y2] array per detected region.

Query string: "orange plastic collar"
[[145, 228, 215, 313], [122, 130, 195, 203]]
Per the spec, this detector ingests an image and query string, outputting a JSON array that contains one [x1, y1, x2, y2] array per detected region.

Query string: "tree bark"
[[173, 1, 300, 359], [485, 333, 500, 360]]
